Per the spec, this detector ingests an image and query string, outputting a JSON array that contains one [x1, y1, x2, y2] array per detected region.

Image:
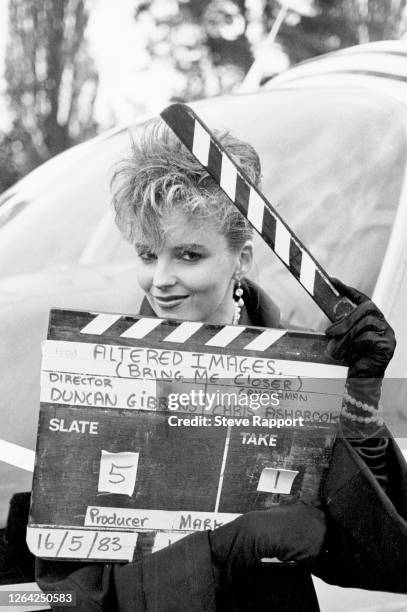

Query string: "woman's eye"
[[180, 251, 202, 262]]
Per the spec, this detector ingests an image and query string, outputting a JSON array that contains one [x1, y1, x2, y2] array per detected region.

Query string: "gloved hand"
[[325, 278, 396, 408], [208, 503, 327, 581]]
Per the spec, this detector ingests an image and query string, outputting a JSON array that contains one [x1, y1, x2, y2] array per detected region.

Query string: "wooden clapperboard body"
[[27, 309, 347, 562]]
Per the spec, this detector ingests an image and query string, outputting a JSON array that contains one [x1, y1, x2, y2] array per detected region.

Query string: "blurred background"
[[2, 0, 407, 193]]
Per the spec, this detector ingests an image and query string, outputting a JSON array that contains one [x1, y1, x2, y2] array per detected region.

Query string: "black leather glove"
[[208, 503, 327, 582], [325, 278, 396, 408]]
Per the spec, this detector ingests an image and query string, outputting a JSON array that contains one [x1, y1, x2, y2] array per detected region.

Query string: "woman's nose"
[[152, 257, 176, 288]]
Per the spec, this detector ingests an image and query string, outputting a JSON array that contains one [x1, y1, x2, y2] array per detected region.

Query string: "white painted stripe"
[[120, 317, 163, 339], [80, 314, 122, 335], [247, 188, 265, 231], [192, 121, 211, 166], [163, 321, 204, 343], [41, 352, 347, 379], [275, 221, 291, 265], [84, 507, 239, 531], [205, 326, 245, 347], [0, 439, 35, 472], [243, 329, 286, 351], [220, 153, 237, 200], [26, 527, 137, 561], [214, 426, 232, 513], [40, 375, 344, 413], [41, 374, 157, 410], [300, 251, 316, 294]]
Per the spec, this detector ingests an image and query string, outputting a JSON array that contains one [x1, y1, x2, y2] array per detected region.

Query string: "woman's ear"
[[236, 240, 254, 277]]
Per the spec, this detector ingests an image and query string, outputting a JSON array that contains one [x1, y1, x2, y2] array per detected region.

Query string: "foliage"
[[0, 129, 21, 193], [134, 0, 254, 101], [2, 0, 99, 191], [1, 0, 406, 193], [277, 0, 407, 63], [134, 0, 407, 100]]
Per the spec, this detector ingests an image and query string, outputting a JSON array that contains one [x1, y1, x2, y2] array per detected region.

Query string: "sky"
[[87, 0, 180, 124]]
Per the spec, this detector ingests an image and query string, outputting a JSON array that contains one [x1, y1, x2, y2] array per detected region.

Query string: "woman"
[[36, 119, 406, 611]]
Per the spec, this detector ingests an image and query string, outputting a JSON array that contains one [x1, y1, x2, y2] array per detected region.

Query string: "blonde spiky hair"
[[111, 117, 261, 252]]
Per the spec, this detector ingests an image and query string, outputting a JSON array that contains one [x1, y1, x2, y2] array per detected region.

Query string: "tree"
[[272, 0, 407, 64], [0, 131, 21, 193], [134, 0, 254, 101], [3, 0, 99, 183], [133, 0, 407, 103]]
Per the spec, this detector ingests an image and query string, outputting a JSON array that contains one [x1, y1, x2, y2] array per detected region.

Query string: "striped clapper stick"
[[160, 103, 354, 322]]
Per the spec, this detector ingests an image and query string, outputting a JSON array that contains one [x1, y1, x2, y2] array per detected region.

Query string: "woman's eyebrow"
[[134, 242, 152, 252], [173, 243, 207, 250]]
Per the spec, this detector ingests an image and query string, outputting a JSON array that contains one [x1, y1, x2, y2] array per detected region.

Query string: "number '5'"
[[68, 535, 83, 551], [108, 463, 134, 484]]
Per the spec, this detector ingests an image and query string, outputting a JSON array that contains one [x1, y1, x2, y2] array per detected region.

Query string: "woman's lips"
[[152, 294, 189, 308]]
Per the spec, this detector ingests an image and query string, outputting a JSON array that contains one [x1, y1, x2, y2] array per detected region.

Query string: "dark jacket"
[[36, 279, 407, 611]]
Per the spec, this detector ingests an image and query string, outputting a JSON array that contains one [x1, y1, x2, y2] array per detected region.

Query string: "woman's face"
[[135, 211, 251, 324]]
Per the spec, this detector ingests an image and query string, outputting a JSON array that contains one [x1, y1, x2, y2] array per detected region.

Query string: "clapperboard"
[[28, 104, 352, 562], [27, 310, 347, 562]]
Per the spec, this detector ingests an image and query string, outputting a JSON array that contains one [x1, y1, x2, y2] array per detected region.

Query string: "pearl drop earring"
[[232, 278, 244, 326]]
